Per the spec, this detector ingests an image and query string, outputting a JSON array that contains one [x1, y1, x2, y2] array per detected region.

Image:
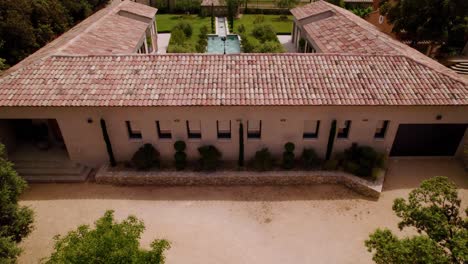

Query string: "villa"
[[0, 0, 466, 180]]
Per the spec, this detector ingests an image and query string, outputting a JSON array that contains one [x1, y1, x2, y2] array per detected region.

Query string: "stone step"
[[449, 66, 468, 73], [16, 164, 86, 176], [458, 62, 468, 66], [13, 160, 80, 169], [453, 63, 468, 69], [21, 167, 92, 183]]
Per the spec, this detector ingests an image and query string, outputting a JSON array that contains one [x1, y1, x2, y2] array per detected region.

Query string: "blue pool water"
[[207, 35, 241, 54]]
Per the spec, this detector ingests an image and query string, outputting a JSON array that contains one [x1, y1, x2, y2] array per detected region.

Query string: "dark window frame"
[[337, 120, 351, 139], [374, 120, 389, 139], [217, 120, 231, 139], [247, 120, 262, 139], [186, 120, 201, 139], [303, 120, 320, 139], [126, 121, 142, 139], [156, 121, 172, 139]]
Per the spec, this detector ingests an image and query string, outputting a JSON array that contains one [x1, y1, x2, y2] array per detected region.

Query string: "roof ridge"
[[55, 1, 127, 55]]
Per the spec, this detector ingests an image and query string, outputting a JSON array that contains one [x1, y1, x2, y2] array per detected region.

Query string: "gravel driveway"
[[18, 159, 468, 264]]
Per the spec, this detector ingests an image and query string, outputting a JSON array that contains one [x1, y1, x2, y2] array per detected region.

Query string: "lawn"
[[156, 14, 211, 51], [234, 14, 294, 34]]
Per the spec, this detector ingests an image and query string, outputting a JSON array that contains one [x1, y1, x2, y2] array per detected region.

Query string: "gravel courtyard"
[[18, 159, 467, 264]]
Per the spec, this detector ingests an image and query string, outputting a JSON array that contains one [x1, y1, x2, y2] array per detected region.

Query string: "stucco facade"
[[1, 106, 466, 168]]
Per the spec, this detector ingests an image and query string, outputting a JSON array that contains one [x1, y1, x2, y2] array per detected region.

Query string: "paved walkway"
[[157, 33, 171, 54], [216, 17, 228, 37], [18, 159, 468, 263], [277, 35, 296, 53]]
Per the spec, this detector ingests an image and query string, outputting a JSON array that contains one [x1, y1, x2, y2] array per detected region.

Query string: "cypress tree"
[[238, 122, 244, 167], [326, 120, 336, 160], [100, 119, 116, 167]]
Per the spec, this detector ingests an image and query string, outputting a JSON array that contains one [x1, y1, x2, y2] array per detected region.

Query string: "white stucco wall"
[[0, 106, 466, 167]]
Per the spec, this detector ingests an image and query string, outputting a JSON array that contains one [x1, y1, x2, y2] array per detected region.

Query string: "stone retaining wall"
[[95, 165, 385, 198]]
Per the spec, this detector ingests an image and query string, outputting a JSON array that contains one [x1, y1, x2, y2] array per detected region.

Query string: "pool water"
[[207, 35, 241, 54]]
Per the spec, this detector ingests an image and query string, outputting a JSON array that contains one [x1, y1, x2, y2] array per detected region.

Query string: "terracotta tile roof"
[[291, 1, 406, 55], [0, 1, 156, 77], [117, 1, 157, 18], [0, 54, 466, 107]]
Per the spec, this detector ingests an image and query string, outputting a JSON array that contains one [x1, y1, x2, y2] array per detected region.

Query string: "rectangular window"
[[217, 120, 231, 139], [303, 120, 320, 139], [247, 120, 261, 139], [337, 120, 351, 139], [156, 120, 172, 139], [374, 120, 389, 139], [186, 120, 201, 139], [126, 121, 142, 139]]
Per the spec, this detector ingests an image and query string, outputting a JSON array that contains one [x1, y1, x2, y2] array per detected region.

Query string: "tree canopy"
[[45, 210, 170, 264], [0, 143, 34, 263], [366, 176, 468, 263], [379, 0, 468, 50], [0, 0, 110, 69]]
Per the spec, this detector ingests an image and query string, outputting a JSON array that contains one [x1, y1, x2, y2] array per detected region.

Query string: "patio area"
[[18, 158, 468, 263]]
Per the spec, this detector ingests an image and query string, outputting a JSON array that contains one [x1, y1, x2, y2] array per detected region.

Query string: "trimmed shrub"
[[252, 148, 274, 171], [174, 140, 187, 170], [322, 159, 338, 171], [170, 28, 186, 45], [282, 142, 295, 170], [340, 143, 385, 178], [131, 144, 160, 170], [198, 145, 222, 171], [174, 140, 186, 152], [173, 22, 193, 38], [301, 148, 321, 170], [251, 24, 277, 43], [237, 24, 245, 34]]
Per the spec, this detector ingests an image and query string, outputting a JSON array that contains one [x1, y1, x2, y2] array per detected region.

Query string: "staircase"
[[13, 159, 91, 183], [449, 62, 468, 75]]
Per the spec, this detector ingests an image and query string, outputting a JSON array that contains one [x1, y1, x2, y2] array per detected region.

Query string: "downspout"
[[326, 119, 337, 160], [100, 119, 116, 167]]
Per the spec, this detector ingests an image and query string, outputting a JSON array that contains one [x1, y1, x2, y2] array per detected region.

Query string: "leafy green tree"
[[327, 0, 345, 8], [276, 0, 299, 9], [379, 0, 468, 49], [45, 210, 170, 264], [226, 0, 239, 31], [366, 176, 468, 263], [0, 143, 34, 263]]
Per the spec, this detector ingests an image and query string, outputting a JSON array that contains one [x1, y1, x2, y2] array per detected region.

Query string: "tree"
[[0, 143, 34, 263], [379, 0, 468, 49], [366, 177, 468, 263], [276, 0, 299, 10], [327, 0, 344, 8], [226, 0, 239, 31], [45, 210, 170, 264]]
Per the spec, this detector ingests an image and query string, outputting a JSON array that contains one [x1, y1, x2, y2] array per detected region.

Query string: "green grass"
[[233, 15, 293, 34], [157, 14, 211, 52]]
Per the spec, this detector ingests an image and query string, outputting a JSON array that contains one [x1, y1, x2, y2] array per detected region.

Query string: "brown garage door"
[[390, 124, 467, 156]]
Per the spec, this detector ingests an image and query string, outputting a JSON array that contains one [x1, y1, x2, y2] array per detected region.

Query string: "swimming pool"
[[207, 35, 241, 54]]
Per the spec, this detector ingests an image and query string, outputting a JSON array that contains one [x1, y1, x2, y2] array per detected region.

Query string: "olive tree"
[[45, 210, 170, 264], [366, 176, 468, 263]]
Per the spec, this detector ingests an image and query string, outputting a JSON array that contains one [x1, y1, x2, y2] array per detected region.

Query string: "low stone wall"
[[95, 165, 385, 198]]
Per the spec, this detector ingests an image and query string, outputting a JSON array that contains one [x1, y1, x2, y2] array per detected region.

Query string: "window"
[[303, 120, 320, 139], [217, 120, 231, 139], [374, 120, 389, 139], [186, 120, 201, 139], [337, 120, 351, 139], [156, 121, 172, 139], [126, 121, 142, 139], [247, 120, 261, 139]]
